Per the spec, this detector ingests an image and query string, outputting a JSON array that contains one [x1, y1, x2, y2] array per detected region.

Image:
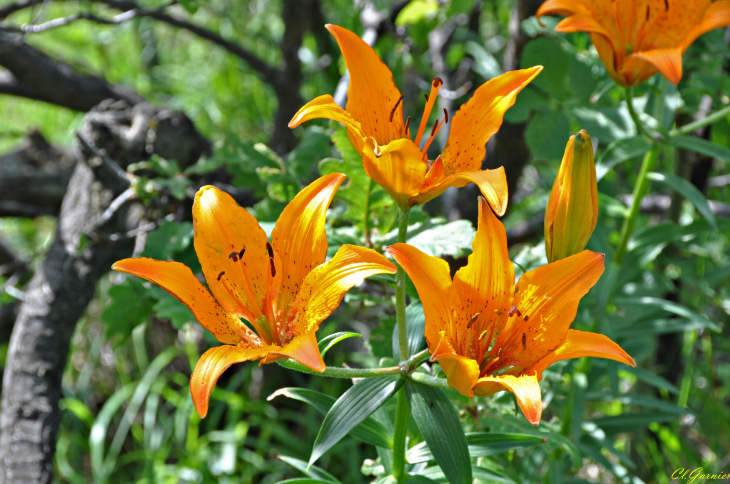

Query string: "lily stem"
[[392, 208, 411, 482], [363, 178, 373, 248], [277, 360, 402, 378], [614, 144, 661, 265], [625, 87, 656, 142], [670, 103, 730, 138]]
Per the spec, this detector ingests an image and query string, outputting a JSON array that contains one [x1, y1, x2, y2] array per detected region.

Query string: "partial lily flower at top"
[[289, 24, 542, 213], [387, 198, 634, 426], [113, 173, 396, 418], [537, 0, 730, 87]]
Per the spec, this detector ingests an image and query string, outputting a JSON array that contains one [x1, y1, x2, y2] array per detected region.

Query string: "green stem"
[[395, 209, 411, 363], [409, 372, 450, 389], [363, 178, 373, 248], [670, 103, 730, 138], [277, 360, 402, 378], [391, 209, 411, 482], [614, 145, 660, 264], [625, 87, 656, 141], [391, 388, 409, 481]]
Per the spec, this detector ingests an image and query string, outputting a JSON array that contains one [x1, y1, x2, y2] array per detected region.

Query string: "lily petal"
[[386, 243, 462, 346], [496, 251, 605, 371], [439, 67, 542, 176], [292, 244, 397, 334], [452, 197, 513, 338], [535, 0, 591, 20], [430, 332, 480, 398], [191, 344, 270, 418], [526, 329, 636, 380], [682, 1, 730, 50], [627, 48, 683, 86], [263, 330, 326, 373], [362, 138, 427, 210], [193, 186, 271, 328], [112, 258, 255, 346], [413, 167, 508, 216], [272, 173, 345, 318], [474, 373, 543, 426], [289, 94, 366, 152], [326, 24, 404, 146]]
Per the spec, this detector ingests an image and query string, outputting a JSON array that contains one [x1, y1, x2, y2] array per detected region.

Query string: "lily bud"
[[544, 130, 598, 263]]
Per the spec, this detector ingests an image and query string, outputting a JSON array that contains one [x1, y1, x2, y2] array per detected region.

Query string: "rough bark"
[[0, 131, 77, 217], [0, 32, 144, 111], [0, 100, 208, 484]]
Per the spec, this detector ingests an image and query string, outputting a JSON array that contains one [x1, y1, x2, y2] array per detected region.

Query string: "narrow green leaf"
[[591, 412, 681, 433], [620, 366, 679, 395], [407, 432, 544, 463], [318, 332, 362, 358], [616, 297, 721, 332], [393, 302, 426, 360], [646, 171, 717, 228], [402, 475, 441, 484], [274, 480, 334, 484], [278, 456, 341, 484], [596, 136, 653, 180], [268, 387, 392, 448], [310, 376, 403, 466], [406, 380, 472, 484], [420, 466, 515, 484], [671, 134, 730, 163]]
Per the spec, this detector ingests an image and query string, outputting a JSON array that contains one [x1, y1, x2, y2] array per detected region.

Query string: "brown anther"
[[494, 309, 503, 315], [523, 315, 529, 321], [424, 93, 429, 102], [389, 95, 404, 122], [432, 77, 443, 87], [266, 242, 276, 277], [430, 121, 438, 137], [498, 348, 503, 359], [508, 305, 522, 317], [521, 333, 527, 350], [404, 116, 411, 136], [238, 248, 246, 259], [269, 258, 276, 277], [217, 271, 225, 281], [466, 312, 480, 329], [228, 252, 239, 262], [443, 108, 449, 124]]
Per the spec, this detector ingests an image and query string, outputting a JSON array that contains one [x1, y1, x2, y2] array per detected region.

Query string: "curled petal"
[[535, 0, 591, 20], [289, 94, 365, 152], [292, 244, 396, 334], [263, 330, 326, 373], [362, 138, 427, 210], [474, 373, 542, 426], [191, 344, 270, 418], [526, 329, 636, 380], [626, 48, 683, 86], [413, 168, 508, 216], [439, 67, 542, 176], [326, 24, 404, 145], [430, 332, 480, 398], [112, 258, 255, 346], [272, 173, 345, 318], [682, 1, 730, 50]]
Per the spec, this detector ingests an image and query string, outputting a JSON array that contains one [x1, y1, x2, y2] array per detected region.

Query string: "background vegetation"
[[0, 0, 729, 483]]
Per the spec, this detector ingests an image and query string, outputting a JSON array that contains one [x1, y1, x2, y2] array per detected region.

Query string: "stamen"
[[508, 305, 522, 317], [521, 333, 527, 350], [404, 116, 411, 138], [420, 117, 446, 159], [424, 94, 429, 102], [239, 248, 246, 259], [466, 312, 480, 329], [217, 271, 225, 281], [415, 77, 444, 147], [389, 95, 404, 122], [443, 108, 449, 124], [266, 242, 276, 277], [228, 252, 239, 262]]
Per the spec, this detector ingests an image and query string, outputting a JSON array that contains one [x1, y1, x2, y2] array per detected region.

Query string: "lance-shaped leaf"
[[671, 134, 730, 164], [646, 171, 717, 228], [268, 387, 391, 449], [278, 456, 341, 484], [407, 432, 545, 463], [406, 380, 472, 484], [310, 375, 403, 466]]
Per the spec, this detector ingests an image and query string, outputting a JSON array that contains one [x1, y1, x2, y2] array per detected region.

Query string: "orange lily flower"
[[113, 173, 396, 418], [537, 0, 730, 86], [289, 24, 542, 213], [387, 198, 634, 426]]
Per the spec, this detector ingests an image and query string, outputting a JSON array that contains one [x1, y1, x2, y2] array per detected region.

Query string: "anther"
[[466, 312, 480, 329], [443, 108, 449, 124], [404, 116, 411, 137], [217, 271, 225, 281], [266, 242, 274, 259], [239, 248, 246, 259], [266, 242, 276, 277], [432, 77, 443, 87], [228, 252, 239, 262], [389, 95, 404, 122], [521, 333, 527, 350], [494, 309, 503, 315], [508, 305, 522, 317], [424, 94, 429, 102], [430, 120, 438, 137], [498, 348, 503, 359], [523, 315, 529, 321]]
